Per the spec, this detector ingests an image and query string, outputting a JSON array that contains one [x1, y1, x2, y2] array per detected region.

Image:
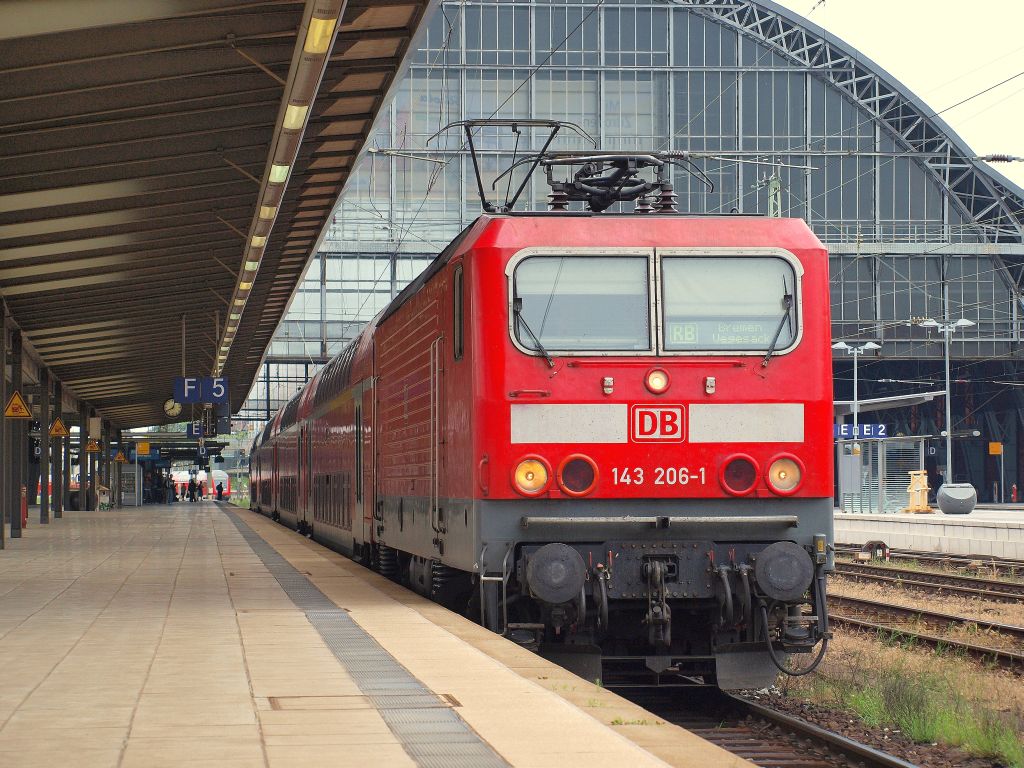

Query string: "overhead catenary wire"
[[263, 1, 1024, 414], [344, 0, 1023, 324]]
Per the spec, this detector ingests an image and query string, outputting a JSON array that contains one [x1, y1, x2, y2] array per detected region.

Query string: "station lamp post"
[[832, 341, 881, 454], [917, 318, 976, 512], [917, 318, 974, 483]]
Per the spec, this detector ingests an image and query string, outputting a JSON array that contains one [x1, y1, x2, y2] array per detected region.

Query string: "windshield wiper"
[[761, 279, 794, 368], [513, 297, 555, 368]]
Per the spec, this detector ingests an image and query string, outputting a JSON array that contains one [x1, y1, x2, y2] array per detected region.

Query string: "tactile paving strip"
[[221, 508, 508, 768]]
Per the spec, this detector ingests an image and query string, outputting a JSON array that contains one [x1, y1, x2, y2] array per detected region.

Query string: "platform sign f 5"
[[630, 405, 685, 442], [173, 376, 229, 404]]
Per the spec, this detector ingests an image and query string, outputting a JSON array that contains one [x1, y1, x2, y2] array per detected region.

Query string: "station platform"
[[0, 503, 745, 768], [835, 506, 1024, 559]]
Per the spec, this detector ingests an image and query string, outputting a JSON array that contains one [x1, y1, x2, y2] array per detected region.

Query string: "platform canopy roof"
[[0, 0, 430, 427], [834, 391, 946, 417]]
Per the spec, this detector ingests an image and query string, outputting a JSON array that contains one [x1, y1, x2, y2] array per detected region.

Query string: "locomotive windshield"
[[661, 256, 798, 351], [513, 256, 650, 351]]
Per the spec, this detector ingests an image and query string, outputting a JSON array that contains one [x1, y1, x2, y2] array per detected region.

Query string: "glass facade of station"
[[240, 0, 1024, 497]]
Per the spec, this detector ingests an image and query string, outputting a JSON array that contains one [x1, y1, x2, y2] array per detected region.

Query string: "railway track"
[[628, 687, 917, 768], [835, 544, 1024, 580], [828, 594, 1024, 670], [834, 561, 1024, 602]]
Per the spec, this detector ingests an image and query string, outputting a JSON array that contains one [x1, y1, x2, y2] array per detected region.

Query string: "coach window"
[[512, 256, 650, 351], [661, 256, 798, 352], [453, 264, 464, 360]]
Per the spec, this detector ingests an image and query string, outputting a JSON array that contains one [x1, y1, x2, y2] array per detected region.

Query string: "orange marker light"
[[766, 455, 803, 495], [513, 457, 551, 496]]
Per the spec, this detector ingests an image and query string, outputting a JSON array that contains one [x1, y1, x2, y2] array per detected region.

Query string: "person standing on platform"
[[216, 481, 224, 501], [199, 480, 206, 500], [165, 474, 174, 504], [187, 476, 196, 503]]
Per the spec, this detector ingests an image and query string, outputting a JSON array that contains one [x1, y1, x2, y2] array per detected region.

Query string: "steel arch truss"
[[680, 0, 1024, 245]]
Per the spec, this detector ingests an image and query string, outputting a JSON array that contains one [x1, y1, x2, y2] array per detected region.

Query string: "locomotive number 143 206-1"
[[610, 467, 707, 486]]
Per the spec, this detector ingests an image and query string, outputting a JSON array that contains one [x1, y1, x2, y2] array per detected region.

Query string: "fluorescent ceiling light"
[[240, 281, 253, 290], [259, 205, 277, 219], [304, 17, 336, 54], [283, 104, 309, 131], [269, 164, 289, 184], [229, 313, 241, 320], [244, 261, 259, 271], [251, 235, 267, 247]]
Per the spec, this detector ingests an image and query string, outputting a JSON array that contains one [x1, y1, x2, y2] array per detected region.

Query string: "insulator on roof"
[[976, 154, 1023, 163]]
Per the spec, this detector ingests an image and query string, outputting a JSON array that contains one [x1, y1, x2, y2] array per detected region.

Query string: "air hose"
[[760, 601, 829, 676], [717, 566, 734, 624]]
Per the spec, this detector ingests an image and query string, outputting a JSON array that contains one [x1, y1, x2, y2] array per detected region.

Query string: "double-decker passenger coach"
[[252, 121, 833, 689]]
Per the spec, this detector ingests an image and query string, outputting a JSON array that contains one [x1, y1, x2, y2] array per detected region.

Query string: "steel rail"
[[829, 594, 1024, 640], [834, 562, 1024, 602], [830, 614, 1024, 670], [728, 693, 920, 768], [829, 594, 1024, 671], [631, 686, 918, 768], [835, 544, 1024, 575]]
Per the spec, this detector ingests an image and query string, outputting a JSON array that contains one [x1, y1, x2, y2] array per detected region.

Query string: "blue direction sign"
[[834, 423, 888, 439], [173, 376, 229, 404], [186, 421, 204, 438]]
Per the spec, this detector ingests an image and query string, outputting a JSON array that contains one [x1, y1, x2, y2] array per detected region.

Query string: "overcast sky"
[[771, 0, 1024, 189]]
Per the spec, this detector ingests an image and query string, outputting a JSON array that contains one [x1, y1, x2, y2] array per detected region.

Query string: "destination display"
[[665, 320, 773, 348]]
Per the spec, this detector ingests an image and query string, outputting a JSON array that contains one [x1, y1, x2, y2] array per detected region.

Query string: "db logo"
[[630, 405, 685, 442]]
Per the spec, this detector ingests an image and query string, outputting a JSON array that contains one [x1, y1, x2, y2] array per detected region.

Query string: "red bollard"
[[20, 485, 27, 528]]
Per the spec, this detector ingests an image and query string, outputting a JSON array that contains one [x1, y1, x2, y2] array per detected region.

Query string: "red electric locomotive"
[[251, 123, 833, 689]]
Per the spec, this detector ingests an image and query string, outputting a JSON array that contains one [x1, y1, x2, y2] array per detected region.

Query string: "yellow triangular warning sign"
[[85, 439, 101, 453], [49, 417, 70, 438], [4, 390, 31, 419], [114, 450, 128, 464]]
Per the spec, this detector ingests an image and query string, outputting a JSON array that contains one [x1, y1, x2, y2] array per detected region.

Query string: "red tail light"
[[720, 455, 758, 496], [558, 454, 599, 497]]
